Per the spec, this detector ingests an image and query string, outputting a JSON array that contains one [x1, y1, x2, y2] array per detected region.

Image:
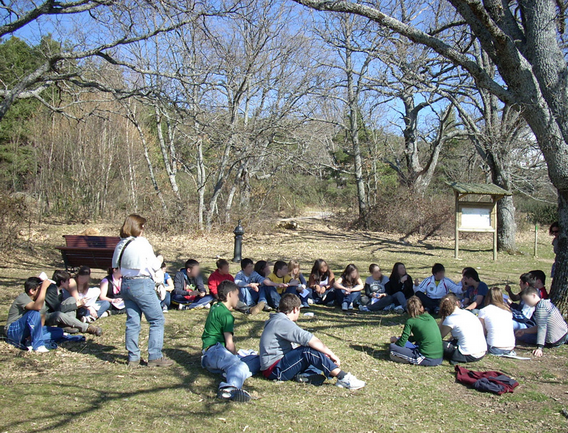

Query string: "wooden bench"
[[56, 235, 121, 271]]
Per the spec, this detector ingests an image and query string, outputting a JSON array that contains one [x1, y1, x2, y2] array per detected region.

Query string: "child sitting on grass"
[[234, 258, 268, 315], [439, 293, 487, 365], [259, 293, 365, 389], [263, 261, 293, 310], [478, 287, 516, 356], [515, 286, 568, 357], [285, 259, 311, 308], [389, 296, 443, 366], [360, 264, 405, 313], [201, 281, 260, 402], [207, 259, 235, 299], [308, 259, 336, 305], [333, 264, 364, 312]]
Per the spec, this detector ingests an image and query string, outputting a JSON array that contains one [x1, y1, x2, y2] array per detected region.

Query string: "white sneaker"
[[336, 372, 365, 390], [394, 306, 405, 313], [204, 303, 211, 309], [100, 312, 109, 319], [34, 346, 49, 353], [359, 305, 369, 312], [307, 298, 314, 305]]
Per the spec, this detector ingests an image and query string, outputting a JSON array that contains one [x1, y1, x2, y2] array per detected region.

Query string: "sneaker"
[[178, 303, 185, 310], [394, 306, 405, 313], [341, 301, 348, 311], [250, 301, 265, 315], [81, 316, 88, 323], [127, 359, 147, 368], [384, 303, 395, 312], [336, 372, 366, 390], [204, 303, 211, 309], [217, 387, 252, 403], [99, 311, 109, 319], [307, 298, 314, 305], [86, 325, 103, 337], [359, 305, 369, 312], [263, 305, 273, 312], [348, 303, 354, 310], [148, 357, 174, 367], [34, 346, 50, 353]]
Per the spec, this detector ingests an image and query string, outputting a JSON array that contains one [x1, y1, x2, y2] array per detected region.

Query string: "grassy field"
[[0, 215, 567, 433]]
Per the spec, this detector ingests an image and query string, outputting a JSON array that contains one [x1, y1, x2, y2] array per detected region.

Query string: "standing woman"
[[112, 214, 173, 367]]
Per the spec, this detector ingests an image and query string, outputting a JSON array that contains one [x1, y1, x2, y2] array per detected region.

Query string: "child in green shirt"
[[201, 281, 260, 402], [389, 296, 444, 366]]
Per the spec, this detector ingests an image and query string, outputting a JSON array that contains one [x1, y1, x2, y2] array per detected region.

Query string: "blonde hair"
[[288, 259, 300, 279], [406, 296, 423, 318], [484, 287, 511, 311], [120, 214, 146, 238]]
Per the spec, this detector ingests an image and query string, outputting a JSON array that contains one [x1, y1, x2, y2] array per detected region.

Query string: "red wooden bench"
[[56, 235, 121, 271]]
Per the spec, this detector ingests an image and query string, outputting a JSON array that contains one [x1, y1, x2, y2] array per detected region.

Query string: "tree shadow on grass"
[[350, 343, 389, 361], [60, 340, 125, 364]]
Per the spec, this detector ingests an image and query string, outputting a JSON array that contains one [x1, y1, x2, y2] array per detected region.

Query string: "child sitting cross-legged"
[[201, 281, 260, 402], [259, 293, 365, 389], [478, 287, 516, 356], [285, 260, 312, 308], [389, 296, 444, 366], [333, 264, 364, 312]]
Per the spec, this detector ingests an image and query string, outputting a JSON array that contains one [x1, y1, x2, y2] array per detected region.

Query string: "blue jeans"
[[201, 343, 260, 389], [263, 286, 281, 309], [336, 290, 361, 309], [171, 293, 214, 309], [121, 277, 165, 362], [78, 300, 111, 319], [6, 310, 45, 350], [513, 321, 529, 331], [239, 286, 267, 306], [368, 292, 407, 311], [161, 291, 171, 309], [269, 346, 339, 381], [285, 287, 312, 306], [488, 346, 516, 356]]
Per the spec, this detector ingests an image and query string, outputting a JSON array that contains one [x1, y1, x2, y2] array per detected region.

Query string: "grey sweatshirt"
[[259, 312, 313, 370]]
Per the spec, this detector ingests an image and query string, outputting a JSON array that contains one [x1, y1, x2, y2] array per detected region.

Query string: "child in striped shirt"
[[516, 286, 568, 357]]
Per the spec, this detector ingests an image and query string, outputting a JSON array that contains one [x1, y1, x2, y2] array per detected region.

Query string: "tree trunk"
[[551, 189, 568, 315], [345, 42, 368, 222], [496, 195, 516, 253]]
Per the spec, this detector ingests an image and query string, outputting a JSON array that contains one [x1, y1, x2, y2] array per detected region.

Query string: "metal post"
[[534, 224, 538, 258], [233, 220, 244, 263], [454, 192, 459, 259]]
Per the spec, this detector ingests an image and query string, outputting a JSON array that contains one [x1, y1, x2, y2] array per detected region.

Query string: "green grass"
[[0, 217, 567, 432]]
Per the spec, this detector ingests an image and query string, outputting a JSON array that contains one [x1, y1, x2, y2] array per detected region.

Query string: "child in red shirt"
[[208, 259, 235, 299]]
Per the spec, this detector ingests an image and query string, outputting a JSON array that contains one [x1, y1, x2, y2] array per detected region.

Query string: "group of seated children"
[[388, 266, 568, 367], [200, 281, 366, 402]]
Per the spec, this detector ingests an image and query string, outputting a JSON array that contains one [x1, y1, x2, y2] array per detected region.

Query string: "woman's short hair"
[[120, 214, 146, 238]]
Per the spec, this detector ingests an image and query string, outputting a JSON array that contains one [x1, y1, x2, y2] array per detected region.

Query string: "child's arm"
[[224, 332, 237, 355], [505, 284, 521, 301], [263, 278, 287, 289], [333, 277, 347, 291], [308, 336, 340, 366], [439, 324, 452, 339], [350, 278, 364, 292], [465, 294, 484, 310], [392, 322, 412, 347], [25, 279, 51, 311], [165, 276, 174, 292]]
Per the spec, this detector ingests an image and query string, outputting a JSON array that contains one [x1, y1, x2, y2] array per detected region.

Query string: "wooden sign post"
[[448, 182, 512, 261]]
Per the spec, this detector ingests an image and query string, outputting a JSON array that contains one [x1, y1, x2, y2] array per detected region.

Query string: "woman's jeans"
[[121, 277, 165, 362]]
